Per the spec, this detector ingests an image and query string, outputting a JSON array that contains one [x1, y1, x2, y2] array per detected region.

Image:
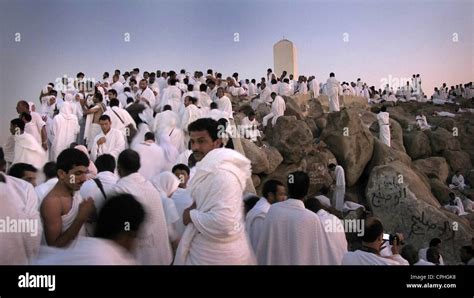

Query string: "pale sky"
[[0, 0, 473, 144]]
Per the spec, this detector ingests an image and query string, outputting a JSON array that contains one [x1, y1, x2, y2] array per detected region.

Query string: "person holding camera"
[[342, 217, 409, 265]]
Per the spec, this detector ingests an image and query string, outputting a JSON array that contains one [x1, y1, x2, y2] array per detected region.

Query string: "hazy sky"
[[0, 0, 473, 144]]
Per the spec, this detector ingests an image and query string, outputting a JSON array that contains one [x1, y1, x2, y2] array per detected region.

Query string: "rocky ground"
[[233, 94, 474, 264]]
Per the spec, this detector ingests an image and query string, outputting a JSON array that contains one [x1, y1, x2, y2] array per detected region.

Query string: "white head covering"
[[74, 145, 97, 178], [154, 171, 180, 198], [64, 93, 74, 103], [27, 101, 36, 112], [59, 102, 75, 120]]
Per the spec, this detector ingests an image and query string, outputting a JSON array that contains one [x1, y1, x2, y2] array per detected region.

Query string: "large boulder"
[[412, 157, 450, 183], [304, 145, 336, 196], [365, 139, 412, 175], [266, 116, 313, 164], [366, 161, 473, 264], [443, 150, 473, 173], [256, 159, 307, 196], [283, 96, 304, 120], [306, 98, 324, 119], [321, 109, 374, 187], [424, 127, 461, 154], [429, 178, 452, 205], [403, 130, 432, 159], [241, 138, 269, 174], [255, 103, 271, 123], [260, 144, 283, 174]]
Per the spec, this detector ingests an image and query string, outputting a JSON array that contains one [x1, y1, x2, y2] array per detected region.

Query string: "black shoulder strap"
[[111, 108, 125, 124], [93, 178, 107, 200]]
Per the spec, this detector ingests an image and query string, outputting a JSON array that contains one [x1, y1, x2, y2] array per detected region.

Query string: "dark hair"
[[328, 163, 336, 170], [187, 97, 198, 105], [244, 195, 260, 214], [429, 238, 441, 247], [144, 132, 155, 141], [20, 112, 32, 122], [287, 171, 309, 200], [188, 118, 219, 141], [8, 163, 37, 178], [43, 162, 57, 180], [210, 102, 218, 109], [56, 148, 90, 173], [99, 115, 111, 122], [262, 179, 284, 199], [401, 244, 419, 265], [95, 154, 116, 173], [304, 197, 323, 214], [118, 149, 140, 174], [200, 84, 207, 92], [94, 193, 145, 240], [380, 106, 387, 112], [11, 118, 25, 132], [361, 218, 384, 243], [109, 98, 120, 107], [426, 247, 440, 264], [330, 72, 335, 77], [108, 89, 117, 97], [172, 163, 190, 175], [94, 92, 103, 102]]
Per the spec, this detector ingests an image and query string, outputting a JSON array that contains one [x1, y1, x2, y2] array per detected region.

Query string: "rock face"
[[241, 139, 283, 174], [366, 161, 473, 264], [442, 150, 473, 174], [306, 98, 324, 119], [283, 96, 304, 120], [424, 128, 461, 154], [304, 146, 336, 196], [412, 157, 450, 183], [429, 178, 452, 205], [255, 103, 271, 123], [403, 130, 432, 160], [365, 139, 412, 175], [241, 138, 269, 174], [266, 116, 313, 164], [321, 109, 374, 187]]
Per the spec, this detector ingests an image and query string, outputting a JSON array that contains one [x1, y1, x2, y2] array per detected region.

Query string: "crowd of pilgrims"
[[0, 67, 473, 265]]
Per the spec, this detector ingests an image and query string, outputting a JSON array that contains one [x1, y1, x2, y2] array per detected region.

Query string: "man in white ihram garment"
[[0, 172, 42, 264], [377, 106, 391, 147], [326, 73, 342, 112], [10, 118, 47, 170], [262, 92, 286, 127], [40, 149, 95, 248], [174, 118, 255, 265], [215, 87, 233, 119], [109, 149, 173, 265], [328, 163, 345, 212], [256, 171, 331, 265], [132, 132, 167, 180], [246, 180, 287, 252], [51, 102, 80, 160], [90, 115, 126, 162], [342, 218, 408, 265]]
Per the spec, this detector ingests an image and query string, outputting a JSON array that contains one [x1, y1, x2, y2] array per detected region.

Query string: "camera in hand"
[[383, 233, 404, 245]]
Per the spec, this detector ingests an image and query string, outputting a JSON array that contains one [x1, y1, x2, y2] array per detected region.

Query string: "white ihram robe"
[[316, 209, 348, 265], [342, 250, 409, 265], [333, 165, 346, 212], [262, 95, 286, 127], [13, 133, 47, 169], [0, 175, 42, 265], [174, 148, 255, 265], [245, 197, 271, 252], [110, 173, 173, 265], [51, 102, 80, 160], [90, 128, 126, 162], [256, 199, 329, 265], [377, 111, 391, 147], [326, 77, 341, 112], [216, 95, 233, 119], [132, 141, 167, 180]]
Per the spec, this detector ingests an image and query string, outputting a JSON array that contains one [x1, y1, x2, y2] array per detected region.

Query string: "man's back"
[[256, 199, 326, 265]]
